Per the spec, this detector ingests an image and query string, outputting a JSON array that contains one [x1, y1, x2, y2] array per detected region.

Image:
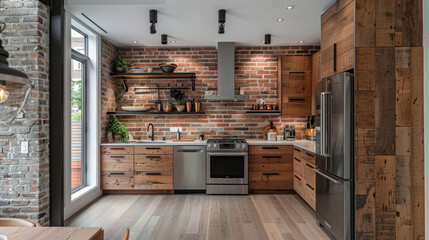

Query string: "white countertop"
[[101, 139, 316, 153]]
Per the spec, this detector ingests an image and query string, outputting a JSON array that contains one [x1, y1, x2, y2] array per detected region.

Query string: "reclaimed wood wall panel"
[[353, 0, 424, 239]]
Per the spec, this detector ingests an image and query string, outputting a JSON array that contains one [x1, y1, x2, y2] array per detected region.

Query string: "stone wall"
[[101, 45, 319, 140], [0, 0, 50, 225]]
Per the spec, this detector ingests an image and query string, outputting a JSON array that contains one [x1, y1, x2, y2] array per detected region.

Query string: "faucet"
[[147, 123, 154, 141]]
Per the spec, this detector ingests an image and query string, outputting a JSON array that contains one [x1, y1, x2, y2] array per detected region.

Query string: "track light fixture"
[[264, 34, 271, 45], [218, 9, 226, 34], [161, 34, 168, 44], [150, 9, 157, 34]]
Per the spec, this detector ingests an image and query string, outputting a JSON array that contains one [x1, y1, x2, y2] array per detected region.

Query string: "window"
[[70, 27, 89, 193]]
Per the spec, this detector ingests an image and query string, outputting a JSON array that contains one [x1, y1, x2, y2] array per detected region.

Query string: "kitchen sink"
[[134, 141, 166, 144]]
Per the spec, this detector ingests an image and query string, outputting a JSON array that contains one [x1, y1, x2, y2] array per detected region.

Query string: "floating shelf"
[[245, 110, 282, 115], [110, 72, 197, 91], [107, 111, 206, 115]]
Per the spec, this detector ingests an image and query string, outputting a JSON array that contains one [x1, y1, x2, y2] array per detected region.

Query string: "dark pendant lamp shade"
[[264, 34, 271, 45], [150, 10, 157, 34], [218, 9, 226, 34], [0, 22, 33, 123], [161, 34, 167, 44]]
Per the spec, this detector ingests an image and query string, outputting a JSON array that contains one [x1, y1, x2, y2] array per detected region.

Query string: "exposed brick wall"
[[0, 0, 50, 225], [100, 38, 121, 142], [102, 45, 319, 140]]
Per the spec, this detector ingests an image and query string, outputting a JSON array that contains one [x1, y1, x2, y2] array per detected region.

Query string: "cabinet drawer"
[[294, 157, 303, 177], [134, 155, 173, 172], [101, 155, 133, 172], [293, 174, 303, 196], [101, 171, 133, 190], [134, 172, 173, 190], [134, 146, 173, 155], [303, 182, 316, 210], [249, 172, 293, 190], [249, 163, 293, 172], [249, 146, 293, 155], [303, 162, 316, 189], [293, 147, 315, 164], [100, 146, 133, 155], [249, 154, 292, 164], [134, 183, 173, 190]]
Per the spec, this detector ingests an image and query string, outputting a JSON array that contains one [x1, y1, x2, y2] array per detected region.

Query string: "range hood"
[[204, 42, 249, 101]]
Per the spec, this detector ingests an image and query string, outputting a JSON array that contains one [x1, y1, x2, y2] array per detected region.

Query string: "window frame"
[[70, 37, 89, 194]]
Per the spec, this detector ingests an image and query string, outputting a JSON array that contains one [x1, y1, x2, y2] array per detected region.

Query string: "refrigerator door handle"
[[320, 92, 331, 157], [314, 168, 341, 184]]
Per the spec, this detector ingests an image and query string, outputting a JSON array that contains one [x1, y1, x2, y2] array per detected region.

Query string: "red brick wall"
[[103, 45, 319, 140]]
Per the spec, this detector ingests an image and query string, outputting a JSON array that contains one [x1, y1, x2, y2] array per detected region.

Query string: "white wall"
[[424, 0, 429, 238]]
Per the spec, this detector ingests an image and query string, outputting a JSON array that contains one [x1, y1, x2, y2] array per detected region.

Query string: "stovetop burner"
[[207, 139, 246, 144]]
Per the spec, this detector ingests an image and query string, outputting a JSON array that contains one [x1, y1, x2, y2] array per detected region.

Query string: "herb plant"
[[111, 56, 133, 72], [108, 116, 129, 143]]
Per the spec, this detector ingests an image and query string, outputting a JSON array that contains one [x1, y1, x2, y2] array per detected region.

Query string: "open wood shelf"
[[245, 110, 282, 115], [107, 111, 206, 115], [110, 72, 197, 91]]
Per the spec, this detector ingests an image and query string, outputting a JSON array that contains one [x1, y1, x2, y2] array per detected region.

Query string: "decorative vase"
[[176, 105, 185, 112], [186, 101, 192, 112], [107, 132, 114, 143]]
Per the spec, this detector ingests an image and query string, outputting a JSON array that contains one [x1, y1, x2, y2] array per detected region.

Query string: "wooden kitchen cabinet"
[[100, 145, 174, 193], [293, 146, 316, 210], [249, 145, 294, 193], [311, 51, 321, 116], [321, 0, 354, 79]]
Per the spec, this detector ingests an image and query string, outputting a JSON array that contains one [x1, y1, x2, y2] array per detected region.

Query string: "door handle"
[[176, 149, 203, 153], [321, 92, 331, 157], [314, 168, 340, 184], [110, 172, 125, 175], [333, 43, 337, 72], [147, 156, 161, 159]]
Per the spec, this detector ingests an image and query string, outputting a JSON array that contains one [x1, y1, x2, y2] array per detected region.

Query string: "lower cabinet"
[[100, 145, 173, 193], [249, 146, 294, 193], [293, 147, 316, 210]]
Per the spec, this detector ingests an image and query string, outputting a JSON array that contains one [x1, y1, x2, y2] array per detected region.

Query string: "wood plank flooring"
[[65, 194, 330, 240]]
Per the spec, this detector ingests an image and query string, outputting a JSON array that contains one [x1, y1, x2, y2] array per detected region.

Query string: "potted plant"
[[165, 103, 173, 112], [111, 56, 133, 73], [108, 116, 129, 143], [176, 99, 186, 112]]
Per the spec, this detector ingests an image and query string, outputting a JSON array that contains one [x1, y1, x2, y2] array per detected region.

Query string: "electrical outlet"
[[21, 141, 28, 154], [170, 127, 183, 132]]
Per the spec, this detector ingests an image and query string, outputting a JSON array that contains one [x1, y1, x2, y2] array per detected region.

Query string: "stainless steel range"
[[206, 139, 248, 194]]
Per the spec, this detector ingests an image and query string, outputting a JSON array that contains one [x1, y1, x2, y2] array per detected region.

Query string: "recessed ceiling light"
[[133, 40, 138, 44], [277, 18, 284, 22], [261, 40, 265, 43], [171, 40, 176, 43], [299, 40, 305, 43], [286, 5, 295, 10]]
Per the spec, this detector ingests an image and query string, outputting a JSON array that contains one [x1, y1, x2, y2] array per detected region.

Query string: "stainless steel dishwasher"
[[174, 146, 206, 192]]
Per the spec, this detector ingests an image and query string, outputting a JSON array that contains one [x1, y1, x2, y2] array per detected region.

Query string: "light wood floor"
[[66, 194, 330, 240]]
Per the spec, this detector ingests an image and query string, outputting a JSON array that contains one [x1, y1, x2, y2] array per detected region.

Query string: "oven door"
[[206, 152, 248, 184]]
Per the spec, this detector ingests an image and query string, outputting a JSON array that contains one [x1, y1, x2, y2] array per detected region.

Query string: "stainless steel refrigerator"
[[315, 72, 354, 240]]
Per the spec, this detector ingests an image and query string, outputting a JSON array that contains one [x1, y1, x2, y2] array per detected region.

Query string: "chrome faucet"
[[147, 123, 154, 141]]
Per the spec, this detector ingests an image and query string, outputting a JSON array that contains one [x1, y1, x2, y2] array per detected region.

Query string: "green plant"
[[111, 56, 133, 71], [108, 116, 129, 143], [176, 99, 186, 105]]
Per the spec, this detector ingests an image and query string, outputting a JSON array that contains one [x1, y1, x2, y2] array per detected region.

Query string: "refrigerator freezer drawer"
[[315, 169, 352, 240]]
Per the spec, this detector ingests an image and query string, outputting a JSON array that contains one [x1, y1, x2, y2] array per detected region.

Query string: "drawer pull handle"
[[111, 148, 125, 150], [262, 147, 279, 150], [146, 173, 161, 176], [110, 172, 125, 175], [147, 156, 161, 159], [294, 175, 301, 181], [146, 147, 161, 150], [294, 148, 301, 152], [110, 156, 125, 159], [263, 173, 279, 176], [294, 157, 301, 162], [305, 153, 314, 158], [305, 163, 314, 169], [262, 155, 281, 159], [289, 71, 306, 74], [306, 184, 315, 191]]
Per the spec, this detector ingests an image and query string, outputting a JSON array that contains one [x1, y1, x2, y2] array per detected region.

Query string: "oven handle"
[[207, 152, 248, 156]]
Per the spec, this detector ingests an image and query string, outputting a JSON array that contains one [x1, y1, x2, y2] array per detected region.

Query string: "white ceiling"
[[65, 0, 335, 47]]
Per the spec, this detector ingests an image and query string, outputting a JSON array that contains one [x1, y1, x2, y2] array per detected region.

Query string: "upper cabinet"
[[280, 56, 312, 117], [321, 0, 354, 78], [311, 51, 321, 116]]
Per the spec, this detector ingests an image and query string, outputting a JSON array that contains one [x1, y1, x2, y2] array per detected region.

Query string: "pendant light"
[[0, 22, 33, 123], [150, 10, 157, 34], [218, 9, 226, 34]]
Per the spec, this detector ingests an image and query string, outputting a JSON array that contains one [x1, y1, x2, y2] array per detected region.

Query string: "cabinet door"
[[101, 172, 134, 190], [312, 51, 321, 115]]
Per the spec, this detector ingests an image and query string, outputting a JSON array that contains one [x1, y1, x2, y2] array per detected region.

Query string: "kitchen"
[[0, 0, 426, 240]]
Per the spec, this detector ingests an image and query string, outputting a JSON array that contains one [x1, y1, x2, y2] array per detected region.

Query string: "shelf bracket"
[[191, 77, 195, 91], [122, 78, 128, 92]]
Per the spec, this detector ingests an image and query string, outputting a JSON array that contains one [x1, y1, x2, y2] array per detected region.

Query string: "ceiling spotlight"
[[149, 9, 157, 34], [161, 34, 168, 45], [171, 40, 176, 43], [277, 18, 284, 22], [218, 9, 226, 34], [286, 5, 295, 10], [299, 40, 305, 43], [264, 34, 271, 45], [261, 40, 265, 43], [133, 40, 138, 44]]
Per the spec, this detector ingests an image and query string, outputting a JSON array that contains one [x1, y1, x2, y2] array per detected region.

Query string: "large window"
[[71, 27, 88, 193]]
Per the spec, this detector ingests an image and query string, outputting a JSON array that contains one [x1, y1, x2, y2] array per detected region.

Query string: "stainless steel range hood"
[[204, 42, 249, 101]]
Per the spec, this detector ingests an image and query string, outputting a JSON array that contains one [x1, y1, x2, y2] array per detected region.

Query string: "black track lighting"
[[264, 34, 271, 45], [218, 9, 226, 34], [150, 9, 157, 34], [161, 34, 168, 44]]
